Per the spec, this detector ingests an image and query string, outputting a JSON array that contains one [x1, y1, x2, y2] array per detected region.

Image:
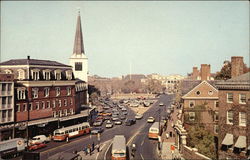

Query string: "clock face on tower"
[[75, 62, 82, 71]]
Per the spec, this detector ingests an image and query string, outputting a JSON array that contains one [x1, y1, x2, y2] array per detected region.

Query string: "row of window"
[[1, 97, 12, 105], [16, 98, 73, 112], [189, 101, 219, 108], [227, 93, 246, 104], [17, 87, 72, 100], [227, 111, 246, 127], [32, 87, 72, 99], [53, 109, 74, 118], [1, 83, 12, 92], [1, 110, 12, 119], [4, 69, 73, 81]]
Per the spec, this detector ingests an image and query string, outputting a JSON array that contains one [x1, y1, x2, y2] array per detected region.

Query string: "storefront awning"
[[234, 136, 246, 148], [222, 133, 233, 146]]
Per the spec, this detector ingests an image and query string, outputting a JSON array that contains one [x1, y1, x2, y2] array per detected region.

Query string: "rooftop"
[[0, 59, 71, 67]]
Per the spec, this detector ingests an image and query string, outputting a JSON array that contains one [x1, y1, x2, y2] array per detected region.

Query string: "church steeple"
[[73, 11, 85, 55]]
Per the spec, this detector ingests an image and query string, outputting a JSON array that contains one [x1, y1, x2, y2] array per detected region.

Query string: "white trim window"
[[227, 93, 233, 103], [227, 111, 233, 125], [64, 109, 67, 116], [189, 101, 195, 108], [239, 94, 246, 104], [64, 99, 67, 106], [32, 69, 40, 80], [70, 108, 74, 115], [239, 112, 246, 127], [42, 101, 45, 109], [189, 112, 195, 121], [66, 70, 72, 80], [54, 70, 61, 80], [4, 69, 12, 74], [52, 100, 56, 108], [17, 104, 21, 112], [59, 110, 62, 117], [53, 111, 57, 118], [214, 112, 219, 121], [29, 103, 33, 111], [67, 87, 71, 96], [56, 87, 60, 96], [17, 69, 25, 80], [17, 88, 26, 100], [35, 102, 39, 110], [44, 88, 50, 97], [23, 104, 27, 112], [47, 101, 50, 108], [58, 100, 62, 107], [214, 101, 219, 108], [70, 98, 73, 105], [32, 88, 39, 99], [43, 70, 51, 80], [214, 125, 218, 134]]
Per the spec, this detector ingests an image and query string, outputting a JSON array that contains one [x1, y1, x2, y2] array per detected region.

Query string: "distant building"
[[189, 64, 214, 81], [216, 72, 250, 159], [0, 73, 14, 140], [164, 74, 185, 93], [69, 11, 88, 83]]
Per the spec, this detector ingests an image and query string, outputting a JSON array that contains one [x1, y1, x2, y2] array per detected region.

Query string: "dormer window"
[[43, 70, 51, 80], [54, 70, 61, 80], [4, 69, 12, 74], [66, 70, 72, 80], [17, 69, 25, 80], [32, 69, 40, 80]]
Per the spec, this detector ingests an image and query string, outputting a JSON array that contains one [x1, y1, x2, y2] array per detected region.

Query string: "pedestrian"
[[88, 144, 91, 155], [92, 142, 95, 152], [96, 144, 100, 152], [84, 146, 88, 155]]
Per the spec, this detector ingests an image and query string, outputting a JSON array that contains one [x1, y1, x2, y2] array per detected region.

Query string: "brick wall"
[[182, 145, 211, 160], [200, 64, 211, 81], [231, 56, 243, 78]]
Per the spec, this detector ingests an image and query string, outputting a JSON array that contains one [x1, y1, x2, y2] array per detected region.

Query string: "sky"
[[1, 1, 249, 78]]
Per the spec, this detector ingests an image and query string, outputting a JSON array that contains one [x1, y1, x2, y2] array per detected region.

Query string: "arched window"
[[4, 69, 12, 74]]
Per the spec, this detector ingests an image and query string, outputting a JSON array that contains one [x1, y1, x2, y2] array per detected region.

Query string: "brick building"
[[0, 74, 15, 140], [182, 80, 219, 135], [189, 64, 214, 81], [216, 72, 250, 159]]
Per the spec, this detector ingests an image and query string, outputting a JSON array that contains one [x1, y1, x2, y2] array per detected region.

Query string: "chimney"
[[231, 56, 244, 78], [27, 56, 30, 60], [200, 64, 211, 81], [192, 67, 199, 79]]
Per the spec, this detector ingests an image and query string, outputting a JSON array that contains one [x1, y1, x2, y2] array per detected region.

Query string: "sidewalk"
[[77, 140, 111, 160], [160, 106, 183, 160]]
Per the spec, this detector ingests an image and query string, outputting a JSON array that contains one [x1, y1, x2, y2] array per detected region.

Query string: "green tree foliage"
[[146, 79, 163, 93], [215, 62, 231, 80], [88, 84, 100, 104], [187, 125, 216, 159]]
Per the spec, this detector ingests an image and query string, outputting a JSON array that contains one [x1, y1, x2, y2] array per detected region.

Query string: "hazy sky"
[[1, 1, 249, 77]]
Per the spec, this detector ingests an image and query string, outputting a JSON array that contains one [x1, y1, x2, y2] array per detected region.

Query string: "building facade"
[[216, 72, 250, 159], [0, 74, 15, 140], [182, 80, 219, 135]]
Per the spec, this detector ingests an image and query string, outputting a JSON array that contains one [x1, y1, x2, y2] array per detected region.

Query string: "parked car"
[[28, 142, 47, 151], [159, 102, 164, 106], [29, 135, 50, 145], [135, 114, 143, 120], [112, 117, 119, 121], [93, 120, 103, 126], [105, 120, 113, 128], [122, 111, 128, 115], [120, 114, 126, 120], [91, 127, 104, 134], [147, 117, 155, 123], [114, 120, 122, 125], [125, 119, 136, 126]]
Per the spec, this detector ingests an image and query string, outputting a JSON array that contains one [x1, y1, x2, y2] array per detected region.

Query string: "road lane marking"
[[140, 153, 145, 160], [96, 143, 106, 160], [104, 141, 112, 160], [141, 139, 145, 146]]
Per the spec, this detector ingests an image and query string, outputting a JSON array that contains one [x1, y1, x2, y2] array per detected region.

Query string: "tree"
[[187, 125, 216, 159], [146, 79, 163, 93]]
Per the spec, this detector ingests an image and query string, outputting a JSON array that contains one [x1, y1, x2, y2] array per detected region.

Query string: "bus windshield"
[[113, 153, 125, 157], [150, 129, 159, 133]]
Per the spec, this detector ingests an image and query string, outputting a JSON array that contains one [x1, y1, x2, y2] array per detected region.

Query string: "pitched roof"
[[182, 80, 218, 99], [0, 59, 71, 67], [73, 11, 85, 55]]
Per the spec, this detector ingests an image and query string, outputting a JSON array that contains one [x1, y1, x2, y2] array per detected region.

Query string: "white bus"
[[53, 122, 90, 141], [148, 122, 161, 139], [112, 135, 126, 160]]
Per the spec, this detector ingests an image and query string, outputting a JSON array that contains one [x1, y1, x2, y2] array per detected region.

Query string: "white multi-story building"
[[164, 74, 186, 93]]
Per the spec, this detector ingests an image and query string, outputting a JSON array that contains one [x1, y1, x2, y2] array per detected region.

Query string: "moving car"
[[91, 127, 104, 134], [147, 117, 155, 123], [159, 102, 164, 106], [135, 114, 143, 120], [28, 142, 47, 151], [29, 135, 50, 145], [105, 120, 113, 128], [93, 120, 103, 126], [114, 120, 122, 125], [125, 119, 136, 126]]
